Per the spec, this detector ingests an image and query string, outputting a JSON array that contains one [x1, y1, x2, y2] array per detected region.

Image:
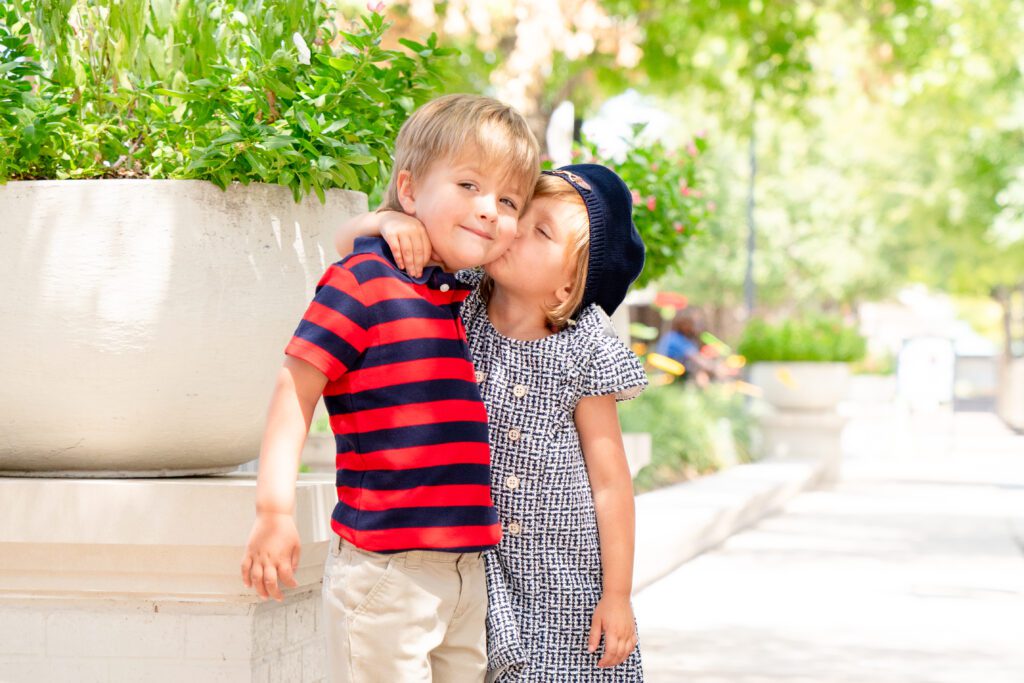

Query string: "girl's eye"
[[536, 226, 551, 240], [459, 182, 477, 191], [501, 198, 518, 210]]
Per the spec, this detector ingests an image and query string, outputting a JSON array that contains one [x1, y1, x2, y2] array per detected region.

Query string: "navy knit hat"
[[542, 164, 646, 316]]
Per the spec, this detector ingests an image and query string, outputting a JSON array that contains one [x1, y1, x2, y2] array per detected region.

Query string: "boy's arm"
[[334, 210, 434, 277], [241, 356, 326, 601], [576, 394, 639, 668]]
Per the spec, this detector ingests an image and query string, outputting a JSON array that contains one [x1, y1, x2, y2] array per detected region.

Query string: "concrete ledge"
[[633, 455, 829, 593], [0, 474, 336, 599]]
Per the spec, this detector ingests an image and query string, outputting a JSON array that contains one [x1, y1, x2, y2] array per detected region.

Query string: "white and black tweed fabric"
[[457, 272, 648, 682]]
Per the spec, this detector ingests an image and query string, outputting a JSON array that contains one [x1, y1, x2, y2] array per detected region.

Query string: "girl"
[[340, 164, 647, 681]]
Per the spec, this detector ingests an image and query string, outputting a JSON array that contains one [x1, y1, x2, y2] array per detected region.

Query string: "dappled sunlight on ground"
[[635, 408, 1024, 683]]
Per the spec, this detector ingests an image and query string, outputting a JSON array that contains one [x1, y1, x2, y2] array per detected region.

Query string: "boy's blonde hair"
[[381, 94, 540, 211], [481, 173, 591, 329]]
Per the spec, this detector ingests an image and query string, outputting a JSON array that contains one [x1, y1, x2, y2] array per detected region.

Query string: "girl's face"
[[484, 195, 582, 307]]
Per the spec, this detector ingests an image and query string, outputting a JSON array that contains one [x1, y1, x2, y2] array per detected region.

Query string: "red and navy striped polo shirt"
[[285, 237, 501, 553]]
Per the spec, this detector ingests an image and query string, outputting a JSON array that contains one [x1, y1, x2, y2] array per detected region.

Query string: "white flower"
[[292, 32, 311, 65]]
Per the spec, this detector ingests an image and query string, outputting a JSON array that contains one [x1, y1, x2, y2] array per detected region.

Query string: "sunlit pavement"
[[634, 406, 1024, 683]]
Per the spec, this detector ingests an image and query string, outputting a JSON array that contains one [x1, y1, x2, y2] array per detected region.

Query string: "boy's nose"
[[477, 195, 498, 222]]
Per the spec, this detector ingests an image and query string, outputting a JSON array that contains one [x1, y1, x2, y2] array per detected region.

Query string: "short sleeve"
[[284, 264, 372, 381], [579, 321, 648, 402]]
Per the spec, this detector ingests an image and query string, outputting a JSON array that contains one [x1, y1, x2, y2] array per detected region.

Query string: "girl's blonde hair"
[[482, 173, 591, 329], [381, 94, 540, 211]]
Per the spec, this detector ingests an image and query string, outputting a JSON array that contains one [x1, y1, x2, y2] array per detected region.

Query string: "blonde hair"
[[381, 94, 540, 211], [481, 173, 591, 330]]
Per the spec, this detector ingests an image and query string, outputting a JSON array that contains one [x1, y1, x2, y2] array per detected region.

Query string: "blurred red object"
[[655, 291, 688, 310]]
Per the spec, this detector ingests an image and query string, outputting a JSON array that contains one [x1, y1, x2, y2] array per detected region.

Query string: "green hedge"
[[737, 316, 867, 363], [619, 384, 754, 493]]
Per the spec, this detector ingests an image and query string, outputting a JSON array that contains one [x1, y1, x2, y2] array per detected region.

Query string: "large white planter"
[[0, 180, 366, 476], [749, 361, 851, 412], [997, 357, 1024, 430]]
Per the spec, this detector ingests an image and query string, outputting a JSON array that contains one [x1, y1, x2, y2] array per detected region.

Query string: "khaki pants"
[[322, 536, 487, 683]]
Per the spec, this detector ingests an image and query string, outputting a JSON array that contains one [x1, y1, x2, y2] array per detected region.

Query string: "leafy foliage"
[[737, 316, 867, 363], [543, 128, 716, 288], [0, 0, 454, 201], [619, 383, 754, 493]]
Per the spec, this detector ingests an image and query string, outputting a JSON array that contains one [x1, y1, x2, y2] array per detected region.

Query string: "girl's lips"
[[460, 224, 492, 240]]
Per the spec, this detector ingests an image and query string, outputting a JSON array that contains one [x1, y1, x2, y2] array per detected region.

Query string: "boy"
[[240, 94, 539, 682]]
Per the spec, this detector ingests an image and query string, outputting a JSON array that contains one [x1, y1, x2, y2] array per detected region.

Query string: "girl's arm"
[[576, 394, 639, 668], [334, 210, 434, 277]]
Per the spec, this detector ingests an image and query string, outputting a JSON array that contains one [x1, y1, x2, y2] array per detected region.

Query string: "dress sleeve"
[[284, 263, 372, 381], [579, 311, 648, 402]]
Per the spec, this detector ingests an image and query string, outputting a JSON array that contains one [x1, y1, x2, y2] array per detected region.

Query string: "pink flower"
[[695, 129, 707, 139], [650, 163, 660, 172], [646, 196, 657, 211], [367, 1, 385, 13], [630, 189, 642, 205], [571, 149, 582, 159], [707, 201, 717, 213], [673, 222, 685, 233], [691, 188, 703, 198], [687, 142, 698, 157], [539, 153, 551, 163]]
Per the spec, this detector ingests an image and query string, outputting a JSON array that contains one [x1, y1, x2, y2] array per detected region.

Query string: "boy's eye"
[[501, 197, 518, 210], [459, 182, 477, 191], [536, 226, 551, 240]]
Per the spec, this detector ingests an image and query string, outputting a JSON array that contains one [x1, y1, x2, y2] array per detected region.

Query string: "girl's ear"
[[396, 170, 416, 214], [554, 281, 573, 305]]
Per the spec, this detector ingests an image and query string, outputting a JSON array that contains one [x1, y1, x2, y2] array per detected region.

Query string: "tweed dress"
[[457, 273, 647, 682]]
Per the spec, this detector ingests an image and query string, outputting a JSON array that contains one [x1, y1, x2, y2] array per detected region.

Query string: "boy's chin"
[[438, 248, 504, 273]]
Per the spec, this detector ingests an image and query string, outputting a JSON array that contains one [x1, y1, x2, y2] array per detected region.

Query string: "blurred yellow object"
[[647, 353, 686, 376], [726, 354, 746, 369], [733, 380, 763, 397], [775, 366, 797, 388], [631, 342, 648, 356]]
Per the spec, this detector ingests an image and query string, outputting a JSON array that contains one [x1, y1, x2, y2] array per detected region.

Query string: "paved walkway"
[[634, 407, 1024, 683]]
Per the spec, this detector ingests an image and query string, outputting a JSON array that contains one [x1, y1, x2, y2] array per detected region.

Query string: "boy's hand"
[[587, 592, 638, 668], [240, 511, 301, 602], [379, 211, 435, 277]]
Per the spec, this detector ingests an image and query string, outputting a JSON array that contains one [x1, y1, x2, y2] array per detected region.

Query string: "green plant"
[[737, 316, 867, 363], [0, 0, 454, 201], [851, 351, 896, 376], [619, 383, 754, 493], [543, 127, 715, 288]]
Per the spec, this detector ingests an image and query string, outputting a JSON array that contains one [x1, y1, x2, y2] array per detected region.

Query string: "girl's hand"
[[588, 592, 639, 668], [240, 511, 301, 602], [379, 211, 434, 277]]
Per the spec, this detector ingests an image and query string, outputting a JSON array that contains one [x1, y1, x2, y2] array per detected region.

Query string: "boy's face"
[[396, 155, 524, 271]]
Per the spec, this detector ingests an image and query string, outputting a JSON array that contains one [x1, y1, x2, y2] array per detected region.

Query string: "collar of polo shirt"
[[354, 236, 467, 293]]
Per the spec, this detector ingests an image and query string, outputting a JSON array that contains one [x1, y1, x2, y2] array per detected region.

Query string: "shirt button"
[[507, 428, 521, 442], [507, 521, 522, 536], [512, 384, 528, 398], [475, 371, 487, 383], [505, 474, 520, 491], [439, 283, 450, 292]]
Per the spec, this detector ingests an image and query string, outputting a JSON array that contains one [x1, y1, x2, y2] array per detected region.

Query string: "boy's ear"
[[396, 170, 416, 214]]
